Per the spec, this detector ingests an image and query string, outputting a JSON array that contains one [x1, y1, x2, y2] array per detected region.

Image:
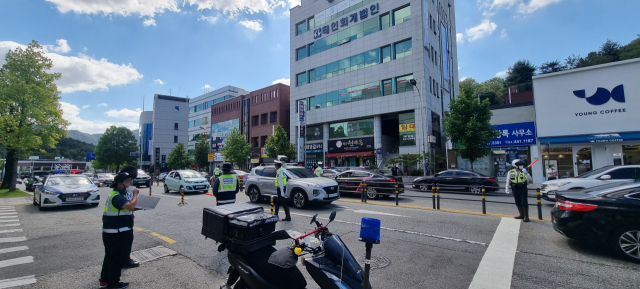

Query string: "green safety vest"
[[315, 167, 323, 177], [103, 190, 132, 216], [218, 174, 237, 192], [509, 169, 527, 184], [275, 168, 288, 187], [214, 168, 221, 176]]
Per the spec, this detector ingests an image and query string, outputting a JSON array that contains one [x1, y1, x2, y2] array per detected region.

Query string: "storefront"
[[305, 143, 324, 169], [326, 137, 375, 169]]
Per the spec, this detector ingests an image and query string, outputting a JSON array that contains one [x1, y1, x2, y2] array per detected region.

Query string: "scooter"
[[221, 211, 371, 289]]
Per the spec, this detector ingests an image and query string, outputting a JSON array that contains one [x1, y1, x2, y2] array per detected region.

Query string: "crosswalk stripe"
[[0, 216, 18, 219], [0, 237, 27, 243], [468, 218, 521, 289], [0, 210, 16, 212], [0, 229, 22, 234], [0, 275, 36, 288], [0, 213, 17, 216], [0, 224, 20, 227], [0, 256, 34, 269], [0, 206, 13, 209], [0, 246, 28, 254], [0, 220, 18, 223]]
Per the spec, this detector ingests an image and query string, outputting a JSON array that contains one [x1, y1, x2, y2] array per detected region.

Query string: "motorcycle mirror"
[[272, 230, 292, 240], [310, 214, 318, 225], [329, 211, 336, 222]]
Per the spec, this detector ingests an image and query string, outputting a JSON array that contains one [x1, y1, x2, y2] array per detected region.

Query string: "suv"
[[541, 165, 640, 201], [133, 169, 151, 187], [244, 165, 340, 209]]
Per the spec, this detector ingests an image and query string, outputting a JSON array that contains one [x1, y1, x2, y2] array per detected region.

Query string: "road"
[[0, 183, 638, 288]]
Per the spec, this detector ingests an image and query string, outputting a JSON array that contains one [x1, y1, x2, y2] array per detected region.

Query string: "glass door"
[[575, 147, 593, 176]]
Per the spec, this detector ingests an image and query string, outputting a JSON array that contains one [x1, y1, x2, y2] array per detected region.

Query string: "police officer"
[[274, 161, 291, 221], [214, 165, 221, 180], [212, 163, 239, 206], [315, 162, 324, 177], [506, 159, 533, 222], [99, 168, 139, 289]]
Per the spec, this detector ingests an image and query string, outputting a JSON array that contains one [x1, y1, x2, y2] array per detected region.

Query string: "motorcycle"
[[221, 211, 371, 289]]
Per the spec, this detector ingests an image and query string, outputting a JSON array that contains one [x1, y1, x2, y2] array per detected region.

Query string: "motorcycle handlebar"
[[296, 226, 326, 240]]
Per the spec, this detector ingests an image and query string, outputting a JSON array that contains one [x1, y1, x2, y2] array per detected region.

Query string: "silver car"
[[244, 165, 340, 209]]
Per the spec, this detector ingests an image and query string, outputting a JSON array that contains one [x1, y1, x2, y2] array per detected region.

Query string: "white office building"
[[289, 0, 459, 170], [149, 94, 190, 170]]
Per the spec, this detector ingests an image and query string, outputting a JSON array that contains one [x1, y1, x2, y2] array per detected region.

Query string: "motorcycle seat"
[[244, 246, 307, 289]]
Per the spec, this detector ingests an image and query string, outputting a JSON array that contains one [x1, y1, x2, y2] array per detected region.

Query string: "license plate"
[[66, 197, 83, 201], [195, 186, 205, 189], [328, 193, 338, 198]]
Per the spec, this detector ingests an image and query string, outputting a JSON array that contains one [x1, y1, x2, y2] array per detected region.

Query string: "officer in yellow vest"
[[214, 165, 221, 179], [315, 162, 324, 177], [506, 159, 532, 222], [274, 161, 291, 221], [212, 163, 239, 206], [99, 168, 139, 289]]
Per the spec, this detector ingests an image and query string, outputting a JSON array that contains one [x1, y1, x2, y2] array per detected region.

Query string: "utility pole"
[[168, 88, 172, 96]]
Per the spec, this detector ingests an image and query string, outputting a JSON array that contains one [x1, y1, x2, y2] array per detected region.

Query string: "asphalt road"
[[1, 183, 638, 289]]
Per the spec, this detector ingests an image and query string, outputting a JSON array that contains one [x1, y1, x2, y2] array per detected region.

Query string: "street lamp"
[[410, 79, 427, 177]]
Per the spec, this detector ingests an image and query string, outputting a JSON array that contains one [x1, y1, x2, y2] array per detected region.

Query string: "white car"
[[541, 165, 640, 201], [33, 175, 100, 211]]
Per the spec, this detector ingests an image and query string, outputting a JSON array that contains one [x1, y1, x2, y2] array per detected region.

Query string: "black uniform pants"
[[274, 188, 290, 218], [512, 187, 529, 207], [100, 230, 133, 287]]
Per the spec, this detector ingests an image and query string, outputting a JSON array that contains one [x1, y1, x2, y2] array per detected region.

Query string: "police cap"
[[221, 163, 234, 171], [111, 166, 138, 188]]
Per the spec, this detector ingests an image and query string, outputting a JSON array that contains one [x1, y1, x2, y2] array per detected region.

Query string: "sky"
[[0, 0, 638, 134]]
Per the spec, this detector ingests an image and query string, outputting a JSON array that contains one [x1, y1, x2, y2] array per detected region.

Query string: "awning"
[[325, 151, 374, 158], [539, 132, 640, 145]]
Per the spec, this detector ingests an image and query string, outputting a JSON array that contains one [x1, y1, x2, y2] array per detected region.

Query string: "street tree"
[[459, 78, 480, 91], [0, 40, 68, 190], [95, 126, 138, 172], [167, 142, 193, 170], [220, 128, 251, 167], [620, 35, 640, 60], [443, 85, 500, 171], [505, 59, 536, 87], [265, 125, 296, 160], [194, 135, 211, 171]]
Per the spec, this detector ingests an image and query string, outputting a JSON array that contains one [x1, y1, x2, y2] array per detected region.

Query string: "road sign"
[[86, 151, 96, 161], [208, 153, 214, 161], [130, 152, 140, 156], [29, 156, 39, 160]]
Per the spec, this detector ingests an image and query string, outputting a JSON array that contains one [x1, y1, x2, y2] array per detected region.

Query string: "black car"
[[412, 170, 500, 194], [551, 182, 640, 263], [334, 170, 404, 199]]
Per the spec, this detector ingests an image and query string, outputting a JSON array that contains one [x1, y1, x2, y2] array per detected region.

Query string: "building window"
[[394, 39, 412, 59], [175, 106, 179, 111], [429, 76, 433, 93], [380, 13, 391, 30], [174, 136, 178, 143], [296, 20, 307, 35], [174, 123, 178, 130], [251, 137, 259, 148], [381, 45, 391, 63], [270, 111, 277, 123], [306, 125, 323, 141], [296, 46, 308, 61], [251, 115, 259, 126], [434, 50, 438, 66], [260, 136, 268, 147], [329, 118, 374, 139], [382, 79, 393, 96], [261, 113, 268, 125], [396, 75, 414, 94], [393, 5, 411, 26], [190, 106, 195, 113], [296, 72, 307, 86], [433, 79, 437, 95]]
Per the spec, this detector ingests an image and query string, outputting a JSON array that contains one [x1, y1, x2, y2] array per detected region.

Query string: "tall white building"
[[290, 0, 459, 169], [150, 94, 190, 170]]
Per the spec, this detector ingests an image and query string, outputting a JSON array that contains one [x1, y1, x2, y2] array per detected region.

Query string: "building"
[[148, 94, 190, 171], [289, 0, 459, 170], [209, 83, 291, 167], [138, 111, 153, 170], [187, 86, 249, 152]]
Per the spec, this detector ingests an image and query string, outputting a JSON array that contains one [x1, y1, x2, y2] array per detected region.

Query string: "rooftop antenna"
[[169, 88, 172, 96], [143, 95, 145, 111]]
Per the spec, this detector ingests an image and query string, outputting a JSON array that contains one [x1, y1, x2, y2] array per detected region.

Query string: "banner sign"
[[85, 151, 95, 161], [328, 137, 374, 152], [399, 123, 416, 132], [489, 122, 536, 147], [306, 143, 323, 152], [299, 100, 305, 121]]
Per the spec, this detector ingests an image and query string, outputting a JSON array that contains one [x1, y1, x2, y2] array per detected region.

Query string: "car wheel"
[[612, 227, 640, 263], [366, 188, 379, 199], [164, 184, 169, 194], [469, 183, 482, 194], [38, 195, 44, 211], [291, 190, 308, 209], [248, 187, 261, 203]]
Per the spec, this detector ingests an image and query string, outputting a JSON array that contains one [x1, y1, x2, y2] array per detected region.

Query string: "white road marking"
[[346, 209, 408, 217], [0, 216, 17, 219], [0, 229, 22, 234], [468, 217, 521, 289], [0, 213, 17, 216], [0, 237, 27, 243], [0, 224, 20, 227], [0, 256, 33, 269], [0, 206, 14, 209], [0, 210, 16, 213], [0, 246, 29, 254], [157, 195, 190, 199], [0, 275, 36, 288], [0, 220, 18, 223]]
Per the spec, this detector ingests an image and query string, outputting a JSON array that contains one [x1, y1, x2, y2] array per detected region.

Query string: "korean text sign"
[[489, 122, 536, 147]]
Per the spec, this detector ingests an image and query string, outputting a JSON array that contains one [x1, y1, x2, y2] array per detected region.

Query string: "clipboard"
[[135, 195, 161, 210]]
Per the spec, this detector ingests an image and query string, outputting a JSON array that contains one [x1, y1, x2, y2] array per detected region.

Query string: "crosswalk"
[[0, 205, 36, 288]]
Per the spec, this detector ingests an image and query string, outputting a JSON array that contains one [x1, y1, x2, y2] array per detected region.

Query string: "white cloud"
[[199, 15, 220, 23], [239, 19, 263, 31], [495, 70, 508, 78], [460, 77, 468, 81], [272, 78, 290, 86], [60, 102, 138, 134], [154, 79, 164, 85], [465, 19, 497, 42], [286, 0, 300, 8], [105, 107, 143, 121], [482, 0, 519, 9], [46, 39, 71, 53], [0, 40, 143, 93], [517, 0, 563, 14], [456, 32, 464, 44], [480, 0, 563, 14], [202, 84, 211, 89], [82, 104, 90, 109], [501, 28, 508, 38], [98, 103, 108, 107], [143, 18, 156, 26]]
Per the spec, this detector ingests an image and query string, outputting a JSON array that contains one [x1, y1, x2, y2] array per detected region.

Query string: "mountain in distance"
[[67, 129, 139, 146]]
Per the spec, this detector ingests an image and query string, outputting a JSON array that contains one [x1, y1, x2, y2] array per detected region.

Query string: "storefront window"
[[576, 147, 593, 176], [623, 145, 640, 165], [542, 146, 574, 179], [306, 125, 323, 141], [399, 111, 415, 146], [329, 118, 374, 139]]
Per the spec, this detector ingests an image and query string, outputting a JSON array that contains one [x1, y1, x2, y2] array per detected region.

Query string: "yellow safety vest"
[[275, 168, 288, 187], [218, 174, 237, 192], [315, 167, 323, 177], [509, 169, 527, 184], [103, 190, 132, 216], [214, 168, 221, 176]]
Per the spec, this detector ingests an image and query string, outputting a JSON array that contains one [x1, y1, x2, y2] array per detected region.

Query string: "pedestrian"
[[390, 164, 401, 177], [547, 164, 558, 180], [211, 163, 239, 206], [315, 162, 324, 177], [506, 159, 533, 222], [99, 167, 139, 289], [274, 161, 291, 221]]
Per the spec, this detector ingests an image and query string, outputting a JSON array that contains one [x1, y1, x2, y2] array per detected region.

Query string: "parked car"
[[334, 170, 404, 199], [158, 172, 168, 181], [412, 170, 500, 194], [551, 181, 640, 263], [93, 173, 115, 187], [322, 169, 343, 178], [83, 173, 95, 179], [133, 170, 151, 187], [233, 169, 249, 189], [244, 165, 339, 209], [164, 170, 210, 193], [33, 175, 100, 210], [542, 165, 640, 201]]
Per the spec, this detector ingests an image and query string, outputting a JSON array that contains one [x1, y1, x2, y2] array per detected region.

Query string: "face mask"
[[518, 166, 524, 169], [126, 186, 135, 193]]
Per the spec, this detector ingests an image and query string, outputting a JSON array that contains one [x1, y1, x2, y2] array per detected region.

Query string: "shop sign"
[[539, 132, 640, 145], [314, 2, 379, 40], [299, 100, 305, 121], [251, 158, 259, 164], [399, 123, 416, 132], [489, 122, 536, 147], [328, 137, 374, 152], [214, 153, 224, 162], [306, 143, 323, 152]]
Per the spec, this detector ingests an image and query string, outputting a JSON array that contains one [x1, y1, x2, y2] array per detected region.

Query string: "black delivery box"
[[201, 203, 263, 242], [228, 212, 278, 241]]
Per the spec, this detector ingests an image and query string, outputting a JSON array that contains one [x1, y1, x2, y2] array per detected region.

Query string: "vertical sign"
[[298, 100, 305, 162], [298, 100, 305, 121], [155, 148, 160, 167], [422, 0, 430, 49]]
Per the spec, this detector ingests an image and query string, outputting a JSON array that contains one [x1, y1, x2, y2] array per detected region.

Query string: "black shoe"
[[123, 259, 139, 268], [107, 282, 129, 289], [282, 217, 292, 221]]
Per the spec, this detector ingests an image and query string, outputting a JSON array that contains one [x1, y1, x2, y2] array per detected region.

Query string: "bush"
[[410, 169, 423, 176]]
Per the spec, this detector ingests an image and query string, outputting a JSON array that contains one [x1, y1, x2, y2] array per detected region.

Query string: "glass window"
[[296, 72, 307, 86], [337, 29, 351, 46], [174, 123, 178, 130], [382, 79, 393, 96], [174, 136, 178, 143], [189, 107, 195, 113], [399, 111, 416, 146], [623, 145, 640, 165], [296, 46, 307, 60], [262, 168, 277, 178], [350, 23, 364, 40], [261, 113, 268, 125], [329, 118, 374, 139], [363, 17, 379, 36], [308, 17, 315, 30], [364, 48, 380, 67], [394, 39, 412, 59], [197, 104, 203, 111], [381, 45, 391, 63], [608, 168, 636, 179], [393, 5, 411, 25], [296, 21, 307, 35], [306, 125, 324, 141], [542, 147, 575, 179], [270, 111, 277, 123], [396, 74, 414, 94], [175, 106, 179, 111], [381, 13, 391, 30], [438, 171, 454, 177]]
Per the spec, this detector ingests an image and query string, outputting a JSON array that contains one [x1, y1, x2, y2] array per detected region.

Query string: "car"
[[412, 170, 500, 194], [84, 173, 95, 179], [551, 181, 640, 263], [158, 172, 168, 181], [322, 169, 343, 178], [233, 169, 249, 189], [542, 165, 640, 201], [133, 170, 151, 187], [164, 170, 210, 194], [33, 175, 100, 210], [334, 170, 404, 199], [93, 173, 115, 187], [244, 165, 339, 209]]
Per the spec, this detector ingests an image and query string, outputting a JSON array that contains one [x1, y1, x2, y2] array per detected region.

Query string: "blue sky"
[[0, 0, 638, 134]]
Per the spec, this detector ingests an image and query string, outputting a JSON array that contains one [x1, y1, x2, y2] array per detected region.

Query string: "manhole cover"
[[356, 255, 390, 269], [130, 246, 177, 264]]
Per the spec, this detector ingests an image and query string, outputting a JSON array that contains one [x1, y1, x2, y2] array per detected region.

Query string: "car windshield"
[[575, 166, 614, 178], [180, 171, 202, 178], [47, 176, 93, 186], [287, 168, 317, 179]]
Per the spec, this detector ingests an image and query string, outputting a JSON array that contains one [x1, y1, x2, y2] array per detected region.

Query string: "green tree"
[[576, 39, 622, 68], [479, 77, 507, 98], [443, 85, 500, 171], [459, 78, 480, 91], [220, 128, 251, 167], [194, 135, 211, 171], [95, 126, 138, 172], [505, 59, 536, 87], [167, 142, 193, 170], [539, 60, 568, 74], [620, 35, 640, 60], [0, 40, 68, 190], [265, 125, 297, 160]]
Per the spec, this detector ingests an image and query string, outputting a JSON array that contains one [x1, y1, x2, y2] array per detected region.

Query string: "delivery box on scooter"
[[202, 203, 263, 242]]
